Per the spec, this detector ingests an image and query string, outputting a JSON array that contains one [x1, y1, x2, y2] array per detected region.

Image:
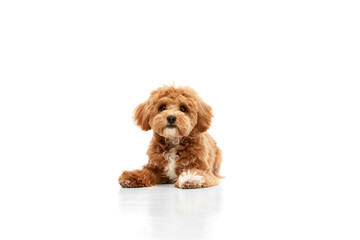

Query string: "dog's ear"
[[196, 99, 213, 133], [134, 101, 151, 131]]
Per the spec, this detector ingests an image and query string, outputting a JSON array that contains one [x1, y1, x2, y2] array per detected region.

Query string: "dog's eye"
[[180, 106, 186, 112], [159, 105, 166, 111]]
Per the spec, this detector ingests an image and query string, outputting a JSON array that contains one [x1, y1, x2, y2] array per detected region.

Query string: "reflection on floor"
[[118, 184, 223, 240]]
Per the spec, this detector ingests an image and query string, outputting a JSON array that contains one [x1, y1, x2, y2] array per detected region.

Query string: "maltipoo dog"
[[118, 85, 223, 189]]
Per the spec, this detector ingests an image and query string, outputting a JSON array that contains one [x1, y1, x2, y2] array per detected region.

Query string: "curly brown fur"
[[118, 85, 223, 189]]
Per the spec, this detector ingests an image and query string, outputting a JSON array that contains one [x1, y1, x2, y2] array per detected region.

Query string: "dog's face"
[[134, 86, 213, 138]]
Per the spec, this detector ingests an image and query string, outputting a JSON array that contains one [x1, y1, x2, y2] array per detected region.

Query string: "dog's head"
[[133, 86, 213, 138]]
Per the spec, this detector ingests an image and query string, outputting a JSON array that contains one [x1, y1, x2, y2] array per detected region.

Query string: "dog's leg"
[[174, 169, 220, 189], [118, 167, 162, 188]]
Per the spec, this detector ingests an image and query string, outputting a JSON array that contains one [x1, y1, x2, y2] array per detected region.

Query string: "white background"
[[1, 1, 359, 239]]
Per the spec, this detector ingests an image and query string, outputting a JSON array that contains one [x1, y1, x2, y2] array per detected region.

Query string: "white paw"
[[177, 170, 204, 189]]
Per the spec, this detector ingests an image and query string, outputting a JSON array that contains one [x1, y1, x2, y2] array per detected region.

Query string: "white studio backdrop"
[[0, 1, 359, 239]]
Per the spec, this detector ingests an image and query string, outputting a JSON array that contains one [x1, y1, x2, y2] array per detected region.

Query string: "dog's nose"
[[167, 115, 177, 124]]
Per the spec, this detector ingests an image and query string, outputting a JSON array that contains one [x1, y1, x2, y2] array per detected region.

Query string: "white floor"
[[116, 178, 359, 240], [118, 184, 224, 240], [1, 171, 359, 240]]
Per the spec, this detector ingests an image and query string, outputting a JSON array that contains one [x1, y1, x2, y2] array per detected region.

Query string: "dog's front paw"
[[118, 170, 149, 188], [118, 179, 138, 188], [175, 170, 205, 189]]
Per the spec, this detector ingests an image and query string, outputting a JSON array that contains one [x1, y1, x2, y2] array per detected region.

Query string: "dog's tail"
[[213, 170, 225, 179], [213, 147, 224, 179]]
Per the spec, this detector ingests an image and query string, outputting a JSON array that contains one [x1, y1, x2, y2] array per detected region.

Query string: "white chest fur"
[[164, 138, 181, 182]]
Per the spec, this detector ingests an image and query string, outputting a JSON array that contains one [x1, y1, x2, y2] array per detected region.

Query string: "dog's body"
[[118, 86, 223, 189]]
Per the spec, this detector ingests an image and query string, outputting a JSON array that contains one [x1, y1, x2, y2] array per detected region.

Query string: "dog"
[[118, 85, 223, 189]]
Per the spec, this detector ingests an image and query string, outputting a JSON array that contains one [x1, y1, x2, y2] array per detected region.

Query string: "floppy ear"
[[134, 101, 151, 131], [196, 99, 213, 133]]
